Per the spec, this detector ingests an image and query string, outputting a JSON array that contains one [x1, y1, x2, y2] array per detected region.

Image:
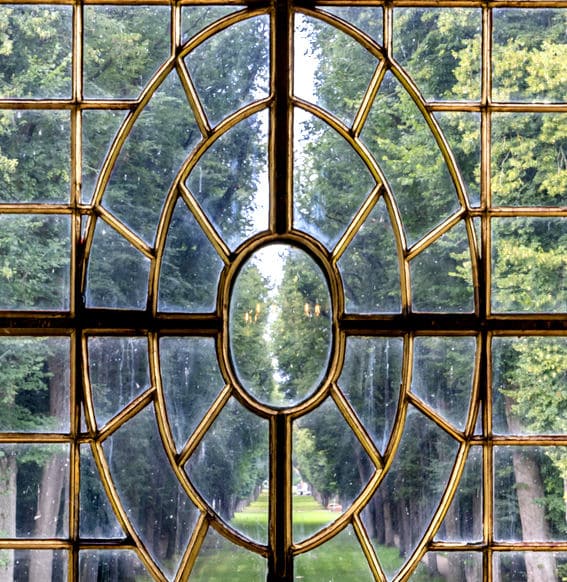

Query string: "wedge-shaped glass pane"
[[158, 199, 223, 312], [435, 111, 481, 207], [339, 198, 401, 313], [492, 218, 566, 313], [88, 337, 149, 428], [185, 16, 270, 126], [411, 222, 474, 313], [324, 7, 383, 42], [435, 447, 482, 542], [339, 337, 403, 455], [493, 551, 567, 582], [0, 215, 69, 310], [412, 336, 475, 431], [394, 9, 481, 101], [420, 551, 482, 581], [295, 109, 375, 249], [492, 113, 567, 207], [103, 72, 200, 244], [160, 337, 224, 450], [82, 111, 126, 204], [294, 15, 378, 124], [103, 406, 199, 577], [493, 9, 567, 102], [84, 6, 169, 99], [190, 527, 266, 581], [80, 446, 123, 538], [293, 399, 374, 541], [0, 110, 69, 203], [186, 111, 269, 250], [79, 550, 148, 581], [0, 6, 71, 98], [362, 72, 459, 244], [492, 337, 567, 436], [295, 526, 374, 581], [0, 444, 69, 539], [361, 409, 459, 578], [7, 550, 67, 582], [182, 7, 239, 42], [494, 446, 567, 542], [185, 399, 269, 543], [0, 337, 69, 433], [86, 223, 150, 309]]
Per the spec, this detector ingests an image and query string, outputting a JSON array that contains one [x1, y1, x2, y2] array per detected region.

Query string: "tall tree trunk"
[[0, 453, 17, 580], [443, 500, 465, 582]]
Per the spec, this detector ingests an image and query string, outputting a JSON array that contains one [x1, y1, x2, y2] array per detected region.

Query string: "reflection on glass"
[[0, 215, 70, 310], [338, 198, 401, 313], [0, 110, 69, 203], [293, 399, 373, 541], [186, 111, 269, 250], [412, 336, 476, 430], [494, 446, 567, 542], [339, 337, 403, 454], [86, 222, 150, 310], [394, 8, 481, 101], [230, 245, 332, 407], [295, 526, 374, 581], [294, 14, 378, 124], [84, 6, 169, 98], [0, 6, 71, 98], [158, 199, 224, 312], [160, 337, 224, 450], [79, 550, 150, 581], [362, 72, 460, 244], [493, 551, 566, 582], [190, 527, 266, 581], [103, 406, 198, 578], [6, 550, 67, 582], [185, 398, 268, 543], [0, 337, 69, 433], [492, 113, 567, 207], [294, 109, 376, 249], [491, 218, 566, 313], [420, 551, 482, 581], [185, 16, 270, 126]]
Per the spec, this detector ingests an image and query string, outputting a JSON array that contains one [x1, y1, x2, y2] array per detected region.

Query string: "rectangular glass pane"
[[494, 551, 566, 581], [1, 549, 67, 581]]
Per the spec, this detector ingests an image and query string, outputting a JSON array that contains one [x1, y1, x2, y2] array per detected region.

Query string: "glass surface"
[[293, 399, 374, 541], [189, 527, 266, 581], [420, 552, 482, 581], [412, 336, 476, 430], [6, 550, 67, 582], [0, 444, 69, 539], [185, 398, 269, 543], [158, 198, 224, 312], [361, 72, 460, 245], [294, 14, 378, 124], [492, 336, 567, 435], [182, 7, 239, 42], [185, 16, 270, 127], [84, 6, 169, 99], [324, 7, 382, 42], [0, 110, 69, 203], [294, 109, 376, 250], [339, 337, 403, 454], [0, 215, 70, 310], [88, 336, 149, 428], [102, 72, 200, 244], [0, 6, 71, 98], [86, 222, 150, 310], [0, 337, 69, 432], [186, 110, 269, 250], [295, 526, 374, 581], [494, 446, 567, 542], [493, 9, 567, 102], [394, 8, 481, 101], [338, 198, 401, 313], [493, 552, 567, 582], [80, 446, 123, 538], [79, 550, 149, 581], [491, 218, 566, 313], [160, 337, 224, 450], [492, 113, 567, 207], [229, 245, 332, 406], [103, 406, 199, 577]]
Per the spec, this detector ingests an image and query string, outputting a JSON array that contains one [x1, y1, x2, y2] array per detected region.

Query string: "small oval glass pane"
[[229, 245, 332, 407]]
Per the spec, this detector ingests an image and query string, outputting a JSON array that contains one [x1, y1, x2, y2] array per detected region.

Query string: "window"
[[0, 2, 565, 581]]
